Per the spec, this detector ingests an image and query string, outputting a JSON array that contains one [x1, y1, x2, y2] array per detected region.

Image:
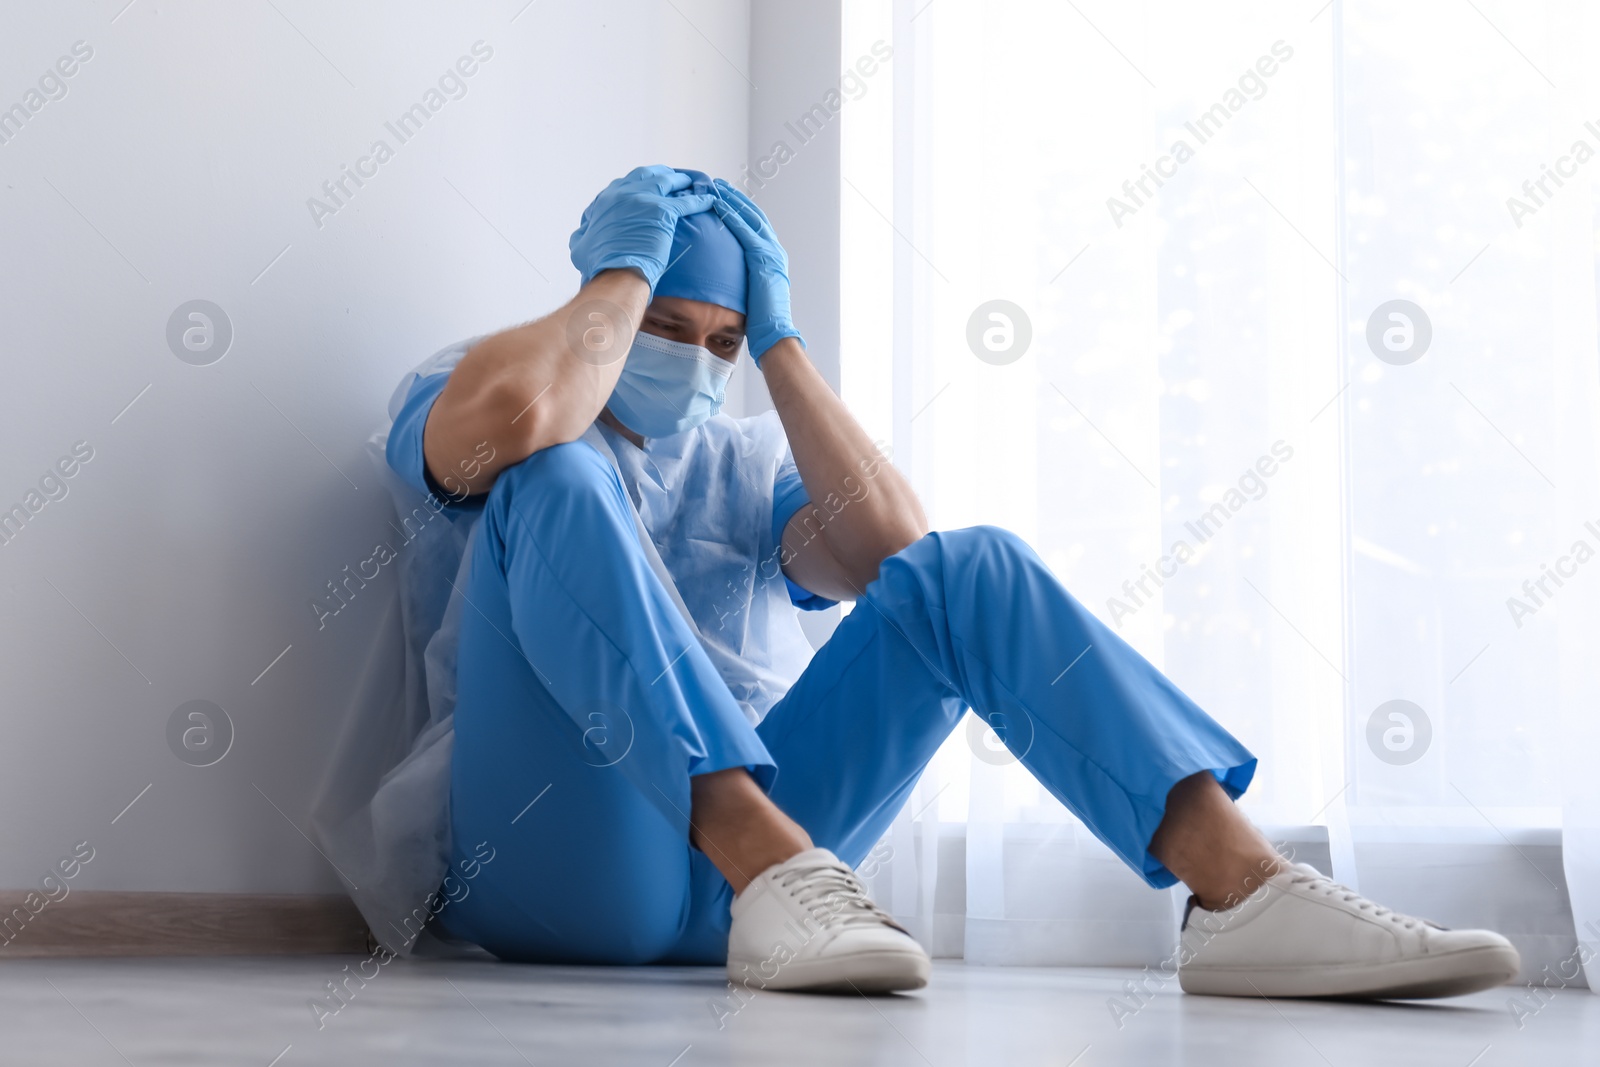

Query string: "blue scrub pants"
[[437, 441, 1255, 964]]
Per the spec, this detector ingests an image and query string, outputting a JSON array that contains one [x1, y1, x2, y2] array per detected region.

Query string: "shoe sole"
[[1179, 943, 1521, 1000], [726, 949, 931, 994]]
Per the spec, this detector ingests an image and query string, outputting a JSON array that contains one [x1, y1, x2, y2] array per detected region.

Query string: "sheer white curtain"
[[842, 0, 1600, 985]]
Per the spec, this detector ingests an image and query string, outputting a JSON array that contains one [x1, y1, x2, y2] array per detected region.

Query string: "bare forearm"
[[762, 339, 928, 586], [422, 270, 647, 497]]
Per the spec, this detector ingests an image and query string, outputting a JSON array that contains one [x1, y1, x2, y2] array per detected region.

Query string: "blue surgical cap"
[[652, 169, 747, 315]]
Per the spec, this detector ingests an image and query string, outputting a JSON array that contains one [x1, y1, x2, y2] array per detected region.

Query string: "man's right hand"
[[568, 165, 718, 289], [422, 167, 715, 500]]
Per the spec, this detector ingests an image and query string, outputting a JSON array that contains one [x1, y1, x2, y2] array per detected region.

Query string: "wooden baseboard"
[[0, 891, 371, 958]]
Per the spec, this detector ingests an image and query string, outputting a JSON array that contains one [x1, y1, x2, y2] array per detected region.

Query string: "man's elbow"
[[482, 378, 579, 457]]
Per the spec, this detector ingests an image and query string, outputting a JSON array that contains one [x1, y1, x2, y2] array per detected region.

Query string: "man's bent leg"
[[759, 526, 1518, 999], [441, 442, 774, 963], [759, 525, 1255, 884]]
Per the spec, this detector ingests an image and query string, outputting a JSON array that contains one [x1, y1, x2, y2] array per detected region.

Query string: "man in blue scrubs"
[[384, 166, 1519, 999]]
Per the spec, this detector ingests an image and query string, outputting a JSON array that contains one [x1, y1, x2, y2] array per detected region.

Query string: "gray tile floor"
[[0, 956, 1592, 1066]]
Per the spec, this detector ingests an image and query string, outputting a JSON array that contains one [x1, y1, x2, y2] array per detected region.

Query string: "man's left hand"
[[712, 179, 805, 365]]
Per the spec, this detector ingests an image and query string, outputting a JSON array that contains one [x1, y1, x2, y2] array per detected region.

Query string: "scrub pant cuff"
[[690, 731, 779, 796], [1136, 755, 1258, 890]]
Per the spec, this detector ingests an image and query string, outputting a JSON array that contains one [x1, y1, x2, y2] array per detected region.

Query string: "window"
[[842, 0, 1598, 963]]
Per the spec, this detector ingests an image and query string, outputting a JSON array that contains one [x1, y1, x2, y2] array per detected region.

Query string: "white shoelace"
[[778, 862, 902, 931], [1287, 868, 1428, 930]]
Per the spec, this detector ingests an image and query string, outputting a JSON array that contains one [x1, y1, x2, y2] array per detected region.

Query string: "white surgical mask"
[[605, 331, 734, 439]]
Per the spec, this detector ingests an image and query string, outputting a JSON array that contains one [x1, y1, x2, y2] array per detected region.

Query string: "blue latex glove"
[[711, 179, 805, 364], [569, 166, 719, 289]]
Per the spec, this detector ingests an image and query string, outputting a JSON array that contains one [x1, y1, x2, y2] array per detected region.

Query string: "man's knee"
[[493, 440, 619, 505], [485, 441, 637, 560], [940, 525, 1041, 574], [877, 525, 1043, 614]]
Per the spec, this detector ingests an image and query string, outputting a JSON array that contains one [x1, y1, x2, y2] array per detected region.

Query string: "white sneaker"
[[1178, 861, 1521, 999], [726, 847, 931, 994]]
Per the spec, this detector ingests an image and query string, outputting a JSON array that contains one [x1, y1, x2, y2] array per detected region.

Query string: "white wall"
[[0, 0, 749, 893], [743, 0, 845, 649], [741, 0, 844, 407]]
